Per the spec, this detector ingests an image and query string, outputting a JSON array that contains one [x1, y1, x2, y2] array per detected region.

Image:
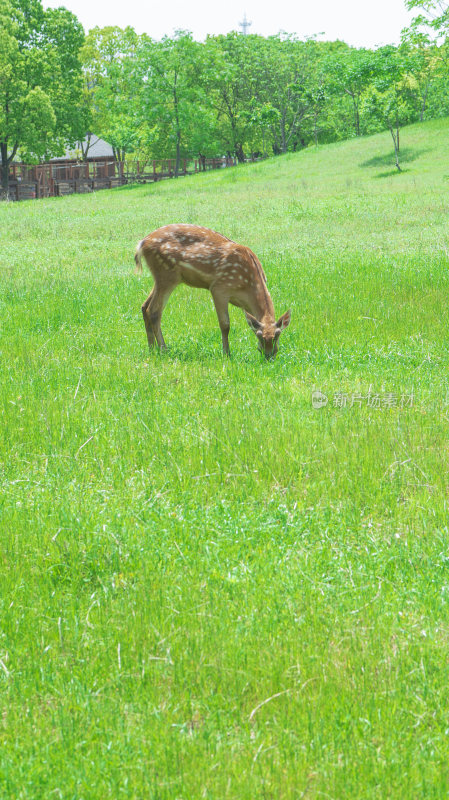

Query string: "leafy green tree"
[[0, 0, 85, 197], [200, 33, 254, 162], [326, 47, 377, 137], [402, 10, 449, 120], [362, 46, 419, 170], [306, 85, 327, 145], [80, 26, 139, 161], [135, 32, 217, 175], [250, 36, 313, 154], [404, 0, 449, 42], [201, 34, 313, 159], [422, 39, 449, 115], [406, 44, 444, 120]]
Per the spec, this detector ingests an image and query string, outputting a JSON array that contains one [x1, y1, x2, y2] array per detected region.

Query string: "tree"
[[0, 0, 85, 197], [201, 33, 267, 161], [326, 47, 376, 137], [80, 26, 140, 162], [136, 32, 213, 175], [404, 0, 449, 42], [405, 44, 444, 120], [401, 6, 449, 121], [252, 36, 315, 155], [362, 47, 419, 170]]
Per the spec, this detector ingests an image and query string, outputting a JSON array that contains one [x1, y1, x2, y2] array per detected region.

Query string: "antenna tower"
[[239, 12, 252, 35]]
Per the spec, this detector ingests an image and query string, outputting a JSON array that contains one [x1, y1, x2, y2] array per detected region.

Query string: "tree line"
[[1, 0, 448, 194]]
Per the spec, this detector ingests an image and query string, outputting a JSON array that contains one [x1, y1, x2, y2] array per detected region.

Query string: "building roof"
[[51, 135, 114, 161]]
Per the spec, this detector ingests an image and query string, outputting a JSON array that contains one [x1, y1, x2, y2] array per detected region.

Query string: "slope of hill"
[[1, 119, 449, 799]]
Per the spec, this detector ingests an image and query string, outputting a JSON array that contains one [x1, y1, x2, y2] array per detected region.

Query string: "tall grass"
[[1, 119, 449, 798]]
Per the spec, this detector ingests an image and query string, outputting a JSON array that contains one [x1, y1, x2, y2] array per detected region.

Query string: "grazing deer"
[[135, 224, 291, 359]]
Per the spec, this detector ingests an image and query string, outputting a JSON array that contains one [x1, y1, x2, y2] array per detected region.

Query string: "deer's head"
[[245, 310, 291, 360]]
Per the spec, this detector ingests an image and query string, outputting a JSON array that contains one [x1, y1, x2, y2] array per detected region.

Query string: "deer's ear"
[[245, 312, 262, 333], [276, 310, 291, 331]]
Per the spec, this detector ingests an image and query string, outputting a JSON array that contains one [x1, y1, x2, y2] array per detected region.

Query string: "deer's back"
[[141, 224, 266, 291]]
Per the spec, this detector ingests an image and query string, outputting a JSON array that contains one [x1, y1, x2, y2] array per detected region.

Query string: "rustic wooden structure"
[[8, 156, 123, 201], [7, 153, 263, 202]]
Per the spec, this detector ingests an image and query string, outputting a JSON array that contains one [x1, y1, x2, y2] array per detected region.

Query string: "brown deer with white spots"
[[135, 224, 291, 359]]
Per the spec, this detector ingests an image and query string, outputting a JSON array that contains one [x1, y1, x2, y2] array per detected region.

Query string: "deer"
[[135, 224, 291, 359]]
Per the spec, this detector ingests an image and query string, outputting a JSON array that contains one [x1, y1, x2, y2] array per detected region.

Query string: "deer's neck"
[[246, 279, 276, 324]]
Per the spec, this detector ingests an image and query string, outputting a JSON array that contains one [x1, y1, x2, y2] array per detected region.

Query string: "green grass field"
[[1, 119, 449, 798]]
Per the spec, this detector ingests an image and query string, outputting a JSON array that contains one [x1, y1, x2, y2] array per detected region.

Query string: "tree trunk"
[[355, 101, 360, 136], [235, 143, 245, 163], [270, 125, 281, 155], [349, 93, 360, 136], [389, 125, 401, 172], [0, 142, 10, 200], [420, 83, 429, 122], [113, 146, 126, 162], [345, 89, 361, 136], [175, 131, 181, 177], [173, 71, 181, 178], [81, 133, 92, 161], [280, 111, 287, 154]]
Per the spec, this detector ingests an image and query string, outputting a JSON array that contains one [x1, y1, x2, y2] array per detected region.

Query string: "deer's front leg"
[[211, 290, 230, 356]]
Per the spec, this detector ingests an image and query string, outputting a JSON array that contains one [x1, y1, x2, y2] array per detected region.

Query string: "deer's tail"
[[134, 239, 145, 274]]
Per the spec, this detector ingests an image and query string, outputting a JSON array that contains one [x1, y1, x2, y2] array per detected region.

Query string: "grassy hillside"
[[1, 119, 449, 798]]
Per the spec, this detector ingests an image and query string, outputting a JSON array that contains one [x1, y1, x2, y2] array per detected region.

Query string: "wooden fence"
[[123, 155, 238, 182], [7, 153, 264, 202], [8, 157, 123, 201]]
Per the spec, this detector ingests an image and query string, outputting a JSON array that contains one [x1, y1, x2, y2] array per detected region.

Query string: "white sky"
[[43, 0, 414, 48]]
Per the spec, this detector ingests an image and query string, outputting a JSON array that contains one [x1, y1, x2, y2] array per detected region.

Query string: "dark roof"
[[51, 135, 114, 161]]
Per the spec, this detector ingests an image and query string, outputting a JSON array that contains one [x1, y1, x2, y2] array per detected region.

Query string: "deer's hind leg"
[[142, 287, 157, 349], [142, 258, 180, 351]]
